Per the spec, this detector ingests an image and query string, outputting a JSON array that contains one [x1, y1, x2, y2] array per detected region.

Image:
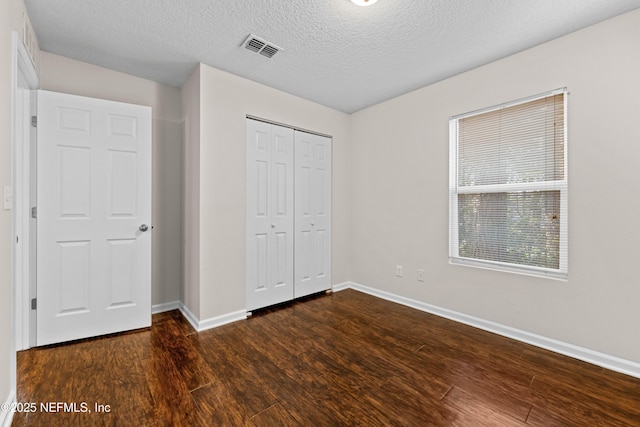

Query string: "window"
[[449, 89, 567, 279]]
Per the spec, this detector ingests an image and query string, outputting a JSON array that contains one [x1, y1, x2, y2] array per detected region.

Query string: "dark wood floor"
[[12, 289, 640, 426]]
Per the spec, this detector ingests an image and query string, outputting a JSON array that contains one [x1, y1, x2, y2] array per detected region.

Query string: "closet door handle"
[[271, 223, 276, 228], [310, 222, 315, 227]]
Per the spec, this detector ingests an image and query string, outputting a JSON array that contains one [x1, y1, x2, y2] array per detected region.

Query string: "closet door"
[[295, 131, 332, 298], [246, 119, 295, 311]]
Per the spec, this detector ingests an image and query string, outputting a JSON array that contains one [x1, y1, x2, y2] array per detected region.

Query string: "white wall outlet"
[[417, 269, 425, 282], [3, 185, 12, 210], [396, 265, 403, 277]]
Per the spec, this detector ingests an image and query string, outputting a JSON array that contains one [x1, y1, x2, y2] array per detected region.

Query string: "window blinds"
[[450, 89, 567, 278]]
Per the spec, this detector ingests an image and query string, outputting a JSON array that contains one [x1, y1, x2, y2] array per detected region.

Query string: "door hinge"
[[31, 116, 37, 128], [31, 298, 37, 310], [31, 207, 37, 218]]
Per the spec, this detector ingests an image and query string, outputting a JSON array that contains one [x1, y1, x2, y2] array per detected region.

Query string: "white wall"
[[193, 64, 351, 320], [350, 9, 640, 363], [39, 52, 183, 307]]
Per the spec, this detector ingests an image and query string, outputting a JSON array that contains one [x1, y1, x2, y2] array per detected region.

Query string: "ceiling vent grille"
[[242, 34, 282, 59]]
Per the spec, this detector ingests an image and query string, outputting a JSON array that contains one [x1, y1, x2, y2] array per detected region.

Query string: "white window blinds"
[[449, 89, 567, 279]]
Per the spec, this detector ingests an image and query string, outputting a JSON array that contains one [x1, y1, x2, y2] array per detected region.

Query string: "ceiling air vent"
[[242, 34, 282, 59], [245, 37, 265, 53]]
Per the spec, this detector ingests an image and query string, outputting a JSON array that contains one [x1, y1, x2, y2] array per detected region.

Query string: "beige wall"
[[180, 66, 201, 318], [350, 9, 640, 363], [195, 64, 351, 320], [39, 52, 183, 307]]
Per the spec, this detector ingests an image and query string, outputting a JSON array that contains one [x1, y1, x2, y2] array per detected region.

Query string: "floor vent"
[[242, 34, 282, 59]]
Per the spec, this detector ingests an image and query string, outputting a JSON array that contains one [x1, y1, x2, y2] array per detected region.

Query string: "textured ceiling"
[[25, 0, 640, 113]]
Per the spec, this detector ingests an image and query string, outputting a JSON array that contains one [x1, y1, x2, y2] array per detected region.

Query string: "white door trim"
[[246, 115, 332, 138], [12, 31, 38, 355]]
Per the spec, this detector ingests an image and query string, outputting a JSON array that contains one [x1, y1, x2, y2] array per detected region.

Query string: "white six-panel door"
[[37, 90, 152, 346], [246, 119, 295, 311], [294, 131, 331, 298]]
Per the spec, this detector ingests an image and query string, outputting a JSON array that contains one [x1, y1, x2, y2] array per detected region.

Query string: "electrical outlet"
[[396, 265, 403, 277], [417, 269, 425, 282]]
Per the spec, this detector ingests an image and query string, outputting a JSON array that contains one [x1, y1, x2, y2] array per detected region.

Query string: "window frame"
[[448, 88, 568, 280]]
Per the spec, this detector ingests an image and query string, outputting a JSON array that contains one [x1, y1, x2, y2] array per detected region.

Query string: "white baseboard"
[[339, 281, 640, 379], [331, 282, 351, 292], [198, 309, 247, 332], [151, 300, 180, 314], [178, 302, 200, 331], [1, 391, 15, 427], [178, 302, 247, 333]]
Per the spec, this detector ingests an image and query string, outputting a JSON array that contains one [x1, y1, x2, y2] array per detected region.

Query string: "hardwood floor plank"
[[321, 305, 425, 353], [526, 406, 583, 427], [601, 368, 640, 402], [192, 329, 281, 418], [322, 322, 453, 402], [335, 295, 440, 336], [443, 387, 526, 426], [520, 346, 604, 374], [153, 309, 197, 337], [520, 346, 629, 423], [529, 375, 640, 426], [189, 381, 252, 427], [359, 375, 455, 425], [249, 403, 300, 427], [214, 319, 379, 425], [220, 325, 335, 402], [14, 289, 640, 426], [142, 346, 196, 426], [414, 340, 534, 421], [15, 332, 157, 427], [522, 345, 640, 418], [150, 317, 216, 391]]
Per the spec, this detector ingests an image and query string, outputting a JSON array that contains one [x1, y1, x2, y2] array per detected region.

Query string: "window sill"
[[450, 257, 568, 281]]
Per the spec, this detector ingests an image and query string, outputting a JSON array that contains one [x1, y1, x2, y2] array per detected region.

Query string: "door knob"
[[271, 223, 276, 228], [139, 224, 149, 232], [310, 222, 315, 227]]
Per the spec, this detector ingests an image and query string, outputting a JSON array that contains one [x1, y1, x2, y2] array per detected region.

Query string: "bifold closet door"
[[294, 131, 331, 298], [246, 119, 295, 311]]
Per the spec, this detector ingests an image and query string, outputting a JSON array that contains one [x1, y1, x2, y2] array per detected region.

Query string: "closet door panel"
[[315, 136, 331, 289], [246, 119, 294, 311], [295, 131, 332, 298]]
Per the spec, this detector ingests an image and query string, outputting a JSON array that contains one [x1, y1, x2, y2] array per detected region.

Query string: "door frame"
[[246, 115, 332, 139], [11, 30, 39, 392]]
